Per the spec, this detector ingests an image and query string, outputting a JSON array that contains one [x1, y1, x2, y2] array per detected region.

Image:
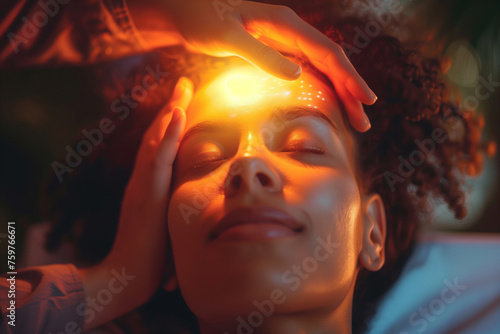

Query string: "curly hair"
[[43, 1, 493, 333]]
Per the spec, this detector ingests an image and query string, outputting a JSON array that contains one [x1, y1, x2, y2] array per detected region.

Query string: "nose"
[[224, 156, 283, 198]]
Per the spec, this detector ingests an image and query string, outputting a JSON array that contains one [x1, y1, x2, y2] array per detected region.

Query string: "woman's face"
[[168, 62, 364, 323]]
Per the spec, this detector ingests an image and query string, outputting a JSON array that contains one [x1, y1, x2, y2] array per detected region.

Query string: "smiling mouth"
[[209, 206, 304, 242]]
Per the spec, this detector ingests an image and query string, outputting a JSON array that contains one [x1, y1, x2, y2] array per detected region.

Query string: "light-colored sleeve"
[[0, 263, 85, 334], [0, 0, 147, 68]]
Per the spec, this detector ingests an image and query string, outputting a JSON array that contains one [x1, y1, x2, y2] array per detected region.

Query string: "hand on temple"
[[128, 0, 377, 132], [78, 77, 193, 331]]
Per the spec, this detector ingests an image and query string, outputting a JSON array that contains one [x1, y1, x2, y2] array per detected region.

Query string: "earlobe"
[[359, 193, 386, 271]]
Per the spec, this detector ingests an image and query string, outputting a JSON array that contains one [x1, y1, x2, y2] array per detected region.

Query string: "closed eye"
[[192, 152, 227, 170], [281, 141, 326, 155]]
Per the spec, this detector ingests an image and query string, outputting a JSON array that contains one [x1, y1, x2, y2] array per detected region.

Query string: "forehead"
[[185, 63, 343, 129]]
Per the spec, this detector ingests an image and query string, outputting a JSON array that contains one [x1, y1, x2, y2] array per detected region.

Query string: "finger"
[[143, 77, 193, 145], [146, 107, 186, 200], [134, 77, 192, 176], [222, 24, 302, 80], [240, 4, 377, 104], [315, 47, 377, 105], [334, 82, 371, 132], [156, 106, 186, 168]]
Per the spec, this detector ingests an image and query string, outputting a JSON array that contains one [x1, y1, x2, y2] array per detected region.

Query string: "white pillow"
[[367, 232, 500, 334]]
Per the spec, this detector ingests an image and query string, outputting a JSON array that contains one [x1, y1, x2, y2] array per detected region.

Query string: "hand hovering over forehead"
[[127, 0, 377, 132]]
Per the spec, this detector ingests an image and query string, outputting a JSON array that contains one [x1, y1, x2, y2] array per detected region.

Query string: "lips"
[[209, 206, 304, 241]]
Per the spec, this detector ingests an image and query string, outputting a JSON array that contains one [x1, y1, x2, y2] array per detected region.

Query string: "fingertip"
[[362, 81, 377, 104], [172, 77, 194, 101], [178, 76, 194, 94], [170, 106, 184, 123], [278, 59, 302, 80], [346, 76, 377, 105], [165, 106, 186, 139], [360, 113, 372, 132], [365, 92, 378, 105], [349, 111, 371, 132]]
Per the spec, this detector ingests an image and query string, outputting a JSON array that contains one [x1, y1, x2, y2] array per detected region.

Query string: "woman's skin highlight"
[[167, 63, 386, 334]]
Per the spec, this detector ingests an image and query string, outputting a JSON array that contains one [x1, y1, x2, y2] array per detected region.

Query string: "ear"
[[359, 193, 386, 271]]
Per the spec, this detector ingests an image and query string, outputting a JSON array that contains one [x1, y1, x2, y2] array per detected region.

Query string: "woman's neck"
[[198, 295, 353, 334]]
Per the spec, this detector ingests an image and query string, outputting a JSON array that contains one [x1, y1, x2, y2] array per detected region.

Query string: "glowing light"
[[202, 65, 329, 116], [225, 73, 264, 107], [243, 132, 254, 157]]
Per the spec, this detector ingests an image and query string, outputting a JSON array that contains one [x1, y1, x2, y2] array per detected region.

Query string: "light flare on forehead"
[[202, 66, 329, 117]]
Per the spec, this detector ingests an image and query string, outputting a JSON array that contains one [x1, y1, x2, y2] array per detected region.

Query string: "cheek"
[[167, 179, 210, 290], [167, 175, 225, 263], [286, 168, 360, 232], [168, 178, 216, 240], [167, 187, 190, 261], [286, 167, 362, 282], [306, 173, 360, 235]]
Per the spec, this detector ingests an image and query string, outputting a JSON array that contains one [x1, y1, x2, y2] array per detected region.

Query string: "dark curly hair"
[[43, 0, 493, 333]]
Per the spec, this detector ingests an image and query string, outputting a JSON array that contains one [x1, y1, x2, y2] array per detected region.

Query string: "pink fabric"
[[0, 0, 146, 68], [0, 263, 84, 334]]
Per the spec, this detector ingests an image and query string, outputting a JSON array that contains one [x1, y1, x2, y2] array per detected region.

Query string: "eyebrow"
[[181, 120, 228, 145], [273, 106, 339, 136], [180, 106, 339, 145]]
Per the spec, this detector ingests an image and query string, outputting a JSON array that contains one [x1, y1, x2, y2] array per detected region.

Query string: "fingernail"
[[171, 107, 184, 123], [173, 77, 191, 99], [368, 90, 378, 104], [362, 113, 371, 130], [279, 60, 301, 78], [178, 76, 192, 91]]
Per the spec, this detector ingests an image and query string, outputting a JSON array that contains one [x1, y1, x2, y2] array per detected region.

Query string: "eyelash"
[[281, 142, 326, 155], [191, 143, 325, 170], [192, 152, 226, 169]]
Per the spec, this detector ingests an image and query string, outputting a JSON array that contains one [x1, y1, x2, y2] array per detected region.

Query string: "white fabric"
[[367, 232, 500, 334]]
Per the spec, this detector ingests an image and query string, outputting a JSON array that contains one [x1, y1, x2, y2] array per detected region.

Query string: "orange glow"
[[219, 67, 296, 108], [225, 74, 263, 107], [183, 63, 338, 153], [243, 132, 255, 157], [192, 65, 331, 123]]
